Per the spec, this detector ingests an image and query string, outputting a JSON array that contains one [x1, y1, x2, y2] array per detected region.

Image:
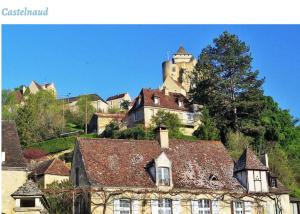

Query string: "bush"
[[28, 136, 76, 154], [23, 148, 48, 159], [226, 131, 253, 160], [116, 125, 155, 140]]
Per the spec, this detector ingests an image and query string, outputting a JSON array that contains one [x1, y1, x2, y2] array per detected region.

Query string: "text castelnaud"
[[2, 7, 48, 16]]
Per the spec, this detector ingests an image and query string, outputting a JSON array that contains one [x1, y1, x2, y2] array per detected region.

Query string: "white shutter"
[[232, 202, 236, 214], [172, 200, 181, 214], [244, 202, 252, 214], [151, 199, 159, 214], [114, 199, 120, 214], [212, 200, 219, 214], [191, 200, 198, 214], [132, 200, 140, 214]]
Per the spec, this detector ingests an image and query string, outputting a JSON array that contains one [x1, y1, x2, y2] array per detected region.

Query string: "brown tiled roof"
[[129, 88, 192, 113], [106, 93, 127, 101], [234, 148, 268, 172], [77, 138, 244, 191], [2, 121, 27, 168], [12, 180, 44, 196], [29, 159, 69, 177], [175, 46, 191, 55]]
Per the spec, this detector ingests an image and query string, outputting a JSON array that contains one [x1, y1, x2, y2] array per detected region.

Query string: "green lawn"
[[28, 133, 98, 154]]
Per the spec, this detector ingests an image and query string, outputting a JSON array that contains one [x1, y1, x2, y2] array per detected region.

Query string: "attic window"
[[20, 198, 35, 207], [157, 167, 170, 186], [209, 174, 218, 182], [177, 99, 183, 107], [270, 177, 277, 188], [153, 95, 160, 105]]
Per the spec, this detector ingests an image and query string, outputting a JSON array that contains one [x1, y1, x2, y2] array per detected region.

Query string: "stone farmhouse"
[[125, 88, 200, 135], [59, 93, 108, 113], [71, 126, 290, 214], [21, 81, 56, 97], [106, 93, 131, 110], [28, 158, 70, 189]]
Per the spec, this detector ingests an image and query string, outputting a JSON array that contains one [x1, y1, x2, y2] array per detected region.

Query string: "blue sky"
[[2, 25, 300, 119]]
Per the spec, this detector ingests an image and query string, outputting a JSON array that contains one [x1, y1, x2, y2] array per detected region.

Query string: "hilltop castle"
[[161, 46, 197, 96]]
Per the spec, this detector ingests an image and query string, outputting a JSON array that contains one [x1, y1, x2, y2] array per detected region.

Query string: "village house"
[[28, 158, 70, 189], [59, 93, 108, 113], [21, 81, 57, 97], [88, 112, 125, 135], [125, 88, 200, 135], [71, 126, 291, 214], [161, 46, 197, 97], [2, 121, 28, 214], [106, 93, 131, 110]]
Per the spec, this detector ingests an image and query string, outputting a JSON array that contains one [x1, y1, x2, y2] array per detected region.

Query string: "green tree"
[[2, 89, 18, 120], [75, 95, 96, 130], [193, 107, 220, 140], [226, 130, 253, 160], [16, 90, 64, 145], [101, 121, 120, 138], [45, 180, 73, 214], [120, 100, 130, 111], [190, 31, 265, 142], [151, 110, 182, 137]]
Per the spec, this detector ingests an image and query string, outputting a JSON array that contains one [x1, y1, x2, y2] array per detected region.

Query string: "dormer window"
[[209, 174, 218, 182], [157, 167, 170, 186], [177, 99, 183, 107], [154, 96, 160, 105]]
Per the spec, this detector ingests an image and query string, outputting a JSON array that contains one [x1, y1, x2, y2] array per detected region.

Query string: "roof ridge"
[[44, 159, 56, 174]]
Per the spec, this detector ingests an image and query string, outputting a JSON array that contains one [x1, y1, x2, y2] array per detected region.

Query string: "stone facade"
[[162, 46, 197, 96], [106, 93, 131, 110]]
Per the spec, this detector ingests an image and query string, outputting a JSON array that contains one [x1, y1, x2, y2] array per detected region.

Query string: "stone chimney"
[[155, 124, 169, 149], [260, 153, 269, 168]]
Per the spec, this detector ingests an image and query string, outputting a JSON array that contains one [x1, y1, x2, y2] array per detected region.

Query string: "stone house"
[[125, 88, 200, 135], [59, 93, 108, 113], [70, 126, 291, 214], [2, 121, 28, 214], [106, 93, 131, 110], [88, 113, 125, 135], [28, 158, 70, 189], [21, 81, 56, 97], [161, 46, 197, 96]]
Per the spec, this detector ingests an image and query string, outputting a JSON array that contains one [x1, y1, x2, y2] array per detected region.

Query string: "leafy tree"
[[45, 180, 73, 214], [226, 130, 253, 160], [15, 90, 64, 145], [120, 100, 131, 111], [260, 96, 298, 145], [190, 31, 265, 142], [75, 95, 96, 129], [151, 110, 182, 137], [2, 89, 18, 120], [193, 107, 220, 140]]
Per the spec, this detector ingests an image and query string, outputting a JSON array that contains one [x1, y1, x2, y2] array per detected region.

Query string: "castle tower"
[[162, 46, 197, 95]]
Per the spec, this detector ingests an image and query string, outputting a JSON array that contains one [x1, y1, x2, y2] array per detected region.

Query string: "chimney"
[[155, 124, 169, 149], [260, 153, 269, 168]]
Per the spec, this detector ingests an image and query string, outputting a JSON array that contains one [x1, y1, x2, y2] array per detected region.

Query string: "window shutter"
[[191, 200, 198, 214], [244, 202, 252, 214], [172, 199, 181, 214], [232, 202, 236, 214], [132, 200, 140, 214], [114, 199, 120, 214], [151, 199, 159, 214], [212, 200, 219, 214]]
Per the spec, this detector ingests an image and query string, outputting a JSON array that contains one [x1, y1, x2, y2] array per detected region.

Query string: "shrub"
[[23, 148, 48, 159]]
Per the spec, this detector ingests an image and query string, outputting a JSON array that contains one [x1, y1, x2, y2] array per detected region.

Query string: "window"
[[157, 167, 170, 186], [158, 199, 172, 214], [20, 199, 35, 207], [119, 199, 131, 214], [269, 177, 277, 188], [194, 199, 211, 214], [178, 100, 183, 107], [75, 167, 79, 186], [154, 97, 159, 105], [235, 201, 244, 214]]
